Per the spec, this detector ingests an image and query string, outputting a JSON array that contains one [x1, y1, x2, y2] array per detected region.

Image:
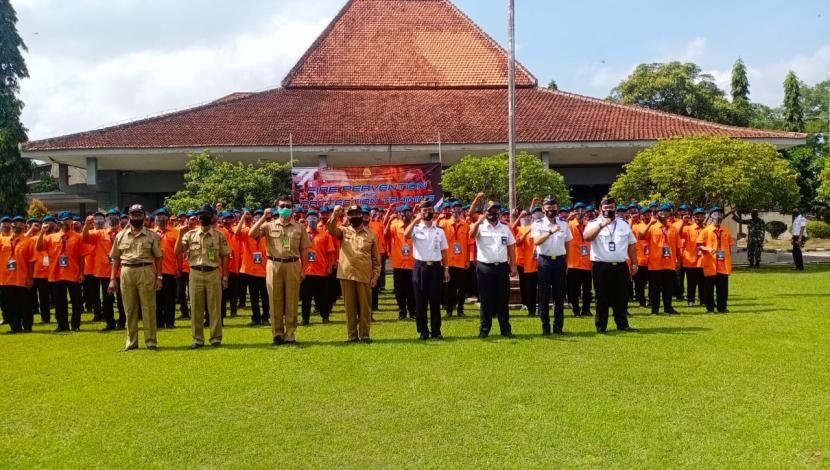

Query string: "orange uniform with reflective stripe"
[[154, 226, 180, 276], [388, 219, 413, 269], [696, 225, 733, 276], [440, 218, 471, 269], [0, 235, 35, 287], [644, 222, 682, 271], [304, 228, 336, 276], [567, 219, 592, 271]]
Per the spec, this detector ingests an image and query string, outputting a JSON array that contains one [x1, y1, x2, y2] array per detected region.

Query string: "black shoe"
[[115, 324, 126, 330], [398, 315, 407, 321], [71, 327, 80, 332], [718, 309, 729, 314], [100, 325, 116, 332], [619, 327, 639, 332], [345, 338, 359, 343], [457, 311, 465, 317], [230, 313, 238, 318], [582, 310, 593, 317], [262, 320, 271, 326], [478, 332, 489, 339], [651, 310, 659, 315], [322, 318, 330, 324], [542, 328, 551, 336], [528, 312, 537, 317], [638, 301, 647, 308], [120, 345, 138, 352], [596, 328, 607, 334], [431, 334, 444, 340], [177, 315, 190, 320], [147, 345, 158, 351], [211, 341, 222, 347], [273, 336, 284, 346], [301, 319, 310, 326], [248, 321, 261, 327], [190, 343, 204, 349], [553, 329, 564, 335], [501, 332, 515, 338], [572, 309, 580, 317], [92, 315, 103, 322], [665, 308, 679, 315], [284, 339, 296, 345], [419, 333, 430, 341], [360, 337, 372, 344], [53, 326, 69, 333]]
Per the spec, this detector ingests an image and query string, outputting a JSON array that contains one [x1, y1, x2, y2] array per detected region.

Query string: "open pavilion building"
[[21, 0, 805, 212]]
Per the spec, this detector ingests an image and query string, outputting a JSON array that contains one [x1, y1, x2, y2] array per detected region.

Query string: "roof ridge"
[[534, 87, 807, 139]]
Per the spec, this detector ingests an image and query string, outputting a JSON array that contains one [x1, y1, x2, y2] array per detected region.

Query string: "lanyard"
[[715, 228, 723, 251], [10, 237, 19, 254], [60, 235, 68, 255]]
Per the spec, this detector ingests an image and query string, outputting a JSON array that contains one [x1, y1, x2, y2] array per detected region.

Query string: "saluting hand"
[[84, 215, 94, 228], [263, 208, 273, 221]]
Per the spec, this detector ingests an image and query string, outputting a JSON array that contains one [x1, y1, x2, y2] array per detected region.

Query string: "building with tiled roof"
[[22, 0, 805, 211]]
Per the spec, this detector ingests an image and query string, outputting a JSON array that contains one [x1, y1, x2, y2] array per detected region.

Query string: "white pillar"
[[317, 154, 328, 167], [430, 153, 440, 163], [86, 157, 98, 185], [540, 151, 550, 169]]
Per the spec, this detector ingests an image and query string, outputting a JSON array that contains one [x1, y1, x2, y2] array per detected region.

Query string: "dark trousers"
[[466, 264, 478, 299], [300, 275, 331, 321], [89, 276, 118, 328], [685, 267, 704, 305], [443, 266, 468, 315], [649, 269, 676, 313], [32, 278, 51, 322], [52, 280, 83, 330], [633, 265, 649, 305], [674, 266, 686, 299], [413, 261, 443, 337], [155, 274, 177, 327], [176, 272, 190, 317], [327, 270, 341, 310], [476, 262, 511, 337], [704, 274, 729, 312], [83, 275, 102, 318], [371, 256, 386, 310], [517, 266, 538, 315], [221, 272, 239, 318], [393, 268, 415, 318], [792, 242, 804, 270], [0, 286, 32, 332], [592, 262, 631, 331], [537, 255, 567, 333], [237, 273, 248, 308], [244, 274, 269, 323], [566, 267, 592, 315]]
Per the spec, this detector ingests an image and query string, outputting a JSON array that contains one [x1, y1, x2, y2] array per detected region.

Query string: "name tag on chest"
[[402, 245, 411, 257], [500, 236, 508, 246], [580, 245, 589, 256], [608, 241, 616, 252], [253, 252, 263, 264], [59, 256, 69, 268], [6, 259, 16, 272], [662, 247, 671, 258], [453, 243, 462, 255], [308, 251, 317, 262], [716, 250, 726, 261]]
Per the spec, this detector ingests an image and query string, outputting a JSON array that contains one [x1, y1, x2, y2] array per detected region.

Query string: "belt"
[[539, 254, 561, 260], [479, 261, 506, 267], [415, 260, 442, 266], [268, 256, 299, 263], [593, 261, 624, 266], [190, 265, 218, 272], [122, 262, 153, 268]]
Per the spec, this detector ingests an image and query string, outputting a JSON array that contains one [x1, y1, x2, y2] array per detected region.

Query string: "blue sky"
[[14, 0, 829, 139]]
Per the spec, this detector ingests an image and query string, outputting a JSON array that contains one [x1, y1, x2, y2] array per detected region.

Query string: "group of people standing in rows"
[[0, 194, 744, 349]]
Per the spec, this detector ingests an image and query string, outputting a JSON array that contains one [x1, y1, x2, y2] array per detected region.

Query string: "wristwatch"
[[156, 275, 163, 280]]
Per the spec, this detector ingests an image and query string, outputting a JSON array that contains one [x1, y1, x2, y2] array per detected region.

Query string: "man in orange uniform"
[[218, 211, 240, 321], [0, 216, 36, 332], [235, 209, 270, 326], [384, 204, 415, 321], [154, 208, 180, 328], [82, 211, 106, 322], [631, 208, 652, 307], [639, 203, 682, 315], [82, 209, 126, 331], [367, 207, 387, 311], [514, 207, 539, 317], [36, 211, 88, 332], [681, 208, 707, 307], [300, 209, 336, 324], [673, 204, 692, 300], [696, 207, 734, 313], [440, 200, 471, 317], [566, 203, 593, 317]]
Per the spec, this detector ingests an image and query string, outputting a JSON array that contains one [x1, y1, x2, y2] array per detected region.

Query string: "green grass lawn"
[[1, 265, 829, 469]]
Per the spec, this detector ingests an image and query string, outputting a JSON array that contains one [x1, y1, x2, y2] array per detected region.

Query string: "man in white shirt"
[[532, 197, 572, 335], [470, 199, 517, 338], [791, 209, 807, 271], [583, 197, 639, 334], [405, 201, 450, 340]]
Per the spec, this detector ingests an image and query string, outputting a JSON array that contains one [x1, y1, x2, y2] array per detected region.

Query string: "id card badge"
[[453, 243, 462, 255], [716, 250, 726, 261], [608, 241, 616, 252], [697, 247, 703, 257], [580, 245, 589, 256], [402, 245, 411, 257], [253, 252, 263, 264], [43, 255, 50, 267], [6, 259, 16, 272], [207, 246, 217, 262], [228, 251, 234, 261], [432, 238, 440, 252], [108, 256, 114, 265], [58, 255, 69, 268], [662, 247, 671, 258], [282, 237, 290, 249], [500, 236, 508, 246], [644, 245, 649, 255], [308, 251, 317, 262]]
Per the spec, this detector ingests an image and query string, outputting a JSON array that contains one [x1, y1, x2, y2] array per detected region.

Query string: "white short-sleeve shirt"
[[792, 215, 807, 237], [531, 217, 573, 257], [411, 222, 448, 262], [586, 217, 637, 263], [476, 221, 515, 263]]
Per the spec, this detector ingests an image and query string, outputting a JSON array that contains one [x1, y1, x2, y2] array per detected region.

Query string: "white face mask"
[[531, 212, 543, 221], [520, 217, 531, 226]]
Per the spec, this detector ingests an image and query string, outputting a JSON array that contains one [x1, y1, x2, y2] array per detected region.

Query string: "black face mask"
[[129, 218, 144, 228], [423, 212, 434, 221], [603, 210, 616, 219], [486, 213, 499, 222], [200, 216, 213, 226], [349, 217, 363, 228], [545, 209, 556, 218]]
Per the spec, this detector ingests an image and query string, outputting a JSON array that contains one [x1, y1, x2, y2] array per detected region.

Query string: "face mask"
[[278, 208, 292, 218], [711, 215, 723, 225], [307, 216, 319, 228], [545, 209, 557, 218], [94, 217, 105, 229], [603, 210, 616, 220], [12, 225, 22, 234], [199, 216, 213, 226], [531, 212, 543, 221], [520, 217, 531, 226], [403, 212, 412, 222], [486, 212, 499, 222], [108, 216, 119, 227], [349, 217, 363, 228], [423, 212, 434, 221], [157, 218, 168, 229], [62, 221, 72, 231], [129, 218, 144, 228]]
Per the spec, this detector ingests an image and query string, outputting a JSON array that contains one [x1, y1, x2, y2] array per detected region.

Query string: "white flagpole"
[[507, 0, 517, 222]]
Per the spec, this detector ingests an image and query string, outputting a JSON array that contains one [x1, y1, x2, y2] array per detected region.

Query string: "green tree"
[[547, 79, 558, 91], [748, 103, 786, 130], [165, 151, 292, 213], [609, 62, 735, 125], [818, 157, 830, 206], [730, 58, 751, 127], [0, 0, 32, 215], [441, 152, 570, 209], [802, 78, 829, 136], [780, 137, 828, 215], [610, 136, 799, 212], [783, 71, 805, 132], [29, 173, 59, 193]]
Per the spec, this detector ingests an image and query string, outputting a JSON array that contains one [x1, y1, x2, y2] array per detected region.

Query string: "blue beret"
[[155, 208, 171, 216], [306, 209, 318, 216], [0, 216, 10, 223], [176, 211, 186, 217], [318, 205, 331, 213], [399, 204, 412, 212], [57, 211, 72, 221], [120, 213, 129, 218], [361, 205, 371, 213], [462, 204, 471, 210], [452, 200, 463, 208], [27, 217, 39, 223], [573, 202, 586, 209], [640, 207, 651, 214], [106, 208, 119, 216], [616, 204, 627, 211], [628, 202, 639, 209], [658, 203, 673, 212], [560, 206, 572, 212], [185, 210, 196, 217], [72, 216, 82, 222], [693, 207, 706, 215], [679, 204, 691, 211], [648, 201, 658, 208], [253, 209, 264, 215], [43, 216, 56, 223], [12, 215, 25, 223], [708, 206, 723, 214], [585, 205, 595, 211]]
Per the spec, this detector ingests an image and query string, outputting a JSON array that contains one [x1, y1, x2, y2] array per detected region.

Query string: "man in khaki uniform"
[[175, 204, 230, 349], [108, 204, 163, 351], [327, 205, 381, 342], [251, 196, 310, 345]]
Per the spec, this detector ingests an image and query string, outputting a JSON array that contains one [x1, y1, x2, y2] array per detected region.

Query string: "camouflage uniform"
[[734, 214, 765, 267]]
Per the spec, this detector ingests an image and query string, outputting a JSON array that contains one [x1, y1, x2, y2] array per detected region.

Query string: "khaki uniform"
[[110, 227, 163, 349], [260, 219, 310, 341], [329, 224, 381, 340], [180, 228, 230, 345]]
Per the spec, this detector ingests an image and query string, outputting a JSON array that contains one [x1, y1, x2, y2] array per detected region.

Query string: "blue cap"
[[57, 211, 72, 221], [628, 202, 639, 209], [693, 207, 705, 215], [399, 204, 412, 212], [307, 209, 318, 216], [294, 206, 306, 213], [361, 205, 371, 214], [658, 203, 673, 212], [27, 217, 39, 224], [0, 216, 10, 223], [12, 215, 25, 223], [185, 210, 196, 217], [319, 205, 331, 213], [641, 207, 651, 214], [43, 216, 56, 223], [708, 206, 723, 214], [648, 201, 658, 208], [586, 205, 595, 211], [72, 216, 82, 222], [462, 204, 471, 210], [500, 207, 510, 214], [253, 208, 264, 215], [155, 208, 171, 216], [221, 211, 234, 219], [616, 204, 627, 211], [106, 208, 120, 216], [679, 204, 691, 211], [573, 202, 586, 209], [120, 213, 129, 219], [176, 211, 186, 217], [452, 200, 463, 208], [560, 206, 572, 212]]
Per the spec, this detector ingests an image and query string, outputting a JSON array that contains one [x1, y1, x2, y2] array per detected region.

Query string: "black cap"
[[198, 204, 216, 216], [346, 205, 362, 214], [128, 204, 145, 214], [543, 196, 558, 206]]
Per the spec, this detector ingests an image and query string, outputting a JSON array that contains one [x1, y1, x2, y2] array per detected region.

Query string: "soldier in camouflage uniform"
[[732, 211, 765, 268]]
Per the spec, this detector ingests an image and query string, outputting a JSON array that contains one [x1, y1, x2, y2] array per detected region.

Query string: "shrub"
[[806, 220, 830, 239], [765, 221, 787, 240]]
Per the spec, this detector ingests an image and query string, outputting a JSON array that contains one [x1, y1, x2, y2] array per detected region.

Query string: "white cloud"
[[679, 37, 707, 62]]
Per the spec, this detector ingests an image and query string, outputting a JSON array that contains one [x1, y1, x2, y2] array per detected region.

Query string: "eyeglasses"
[[278, 204, 292, 209]]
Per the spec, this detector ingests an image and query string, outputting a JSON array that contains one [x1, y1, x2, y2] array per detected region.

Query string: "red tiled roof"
[[22, 87, 805, 151], [281, 0, 537, 89]]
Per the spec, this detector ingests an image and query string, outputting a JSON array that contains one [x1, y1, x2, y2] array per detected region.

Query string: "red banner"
[[292, 163, 443, 208]]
